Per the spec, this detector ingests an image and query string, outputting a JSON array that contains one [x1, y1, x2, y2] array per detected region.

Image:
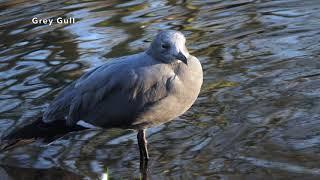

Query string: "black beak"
[[175, 52, 188, 65]]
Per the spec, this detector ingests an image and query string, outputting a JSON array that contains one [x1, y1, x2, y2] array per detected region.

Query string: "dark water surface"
[[1, 0, 320, 179]]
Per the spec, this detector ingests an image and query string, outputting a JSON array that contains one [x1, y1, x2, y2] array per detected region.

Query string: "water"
[[1, 0, 320, 179]]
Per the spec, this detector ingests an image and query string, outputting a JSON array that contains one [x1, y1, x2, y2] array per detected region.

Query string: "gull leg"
[[137, 129, 149, 179], [137, 129, 149, 161]]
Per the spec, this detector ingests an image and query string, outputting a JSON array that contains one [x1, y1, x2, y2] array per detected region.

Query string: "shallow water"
[[1, 0, 320, 179]]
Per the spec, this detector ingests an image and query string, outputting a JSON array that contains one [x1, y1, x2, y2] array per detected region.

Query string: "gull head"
[[147, 30, 190, 65]]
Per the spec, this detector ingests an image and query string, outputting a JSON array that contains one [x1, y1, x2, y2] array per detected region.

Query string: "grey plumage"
[[43, 30, 203, 130], [2, 30, 203, 171]]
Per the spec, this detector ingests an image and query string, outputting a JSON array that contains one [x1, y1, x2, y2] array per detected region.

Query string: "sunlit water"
[[1, 0, 320, 179]]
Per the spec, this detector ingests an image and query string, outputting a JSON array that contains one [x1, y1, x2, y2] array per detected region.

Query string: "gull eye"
[[161, 44, 170, 49]]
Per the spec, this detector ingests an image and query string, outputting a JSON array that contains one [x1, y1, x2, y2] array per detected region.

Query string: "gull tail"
[[1, 116, 87, 151]]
